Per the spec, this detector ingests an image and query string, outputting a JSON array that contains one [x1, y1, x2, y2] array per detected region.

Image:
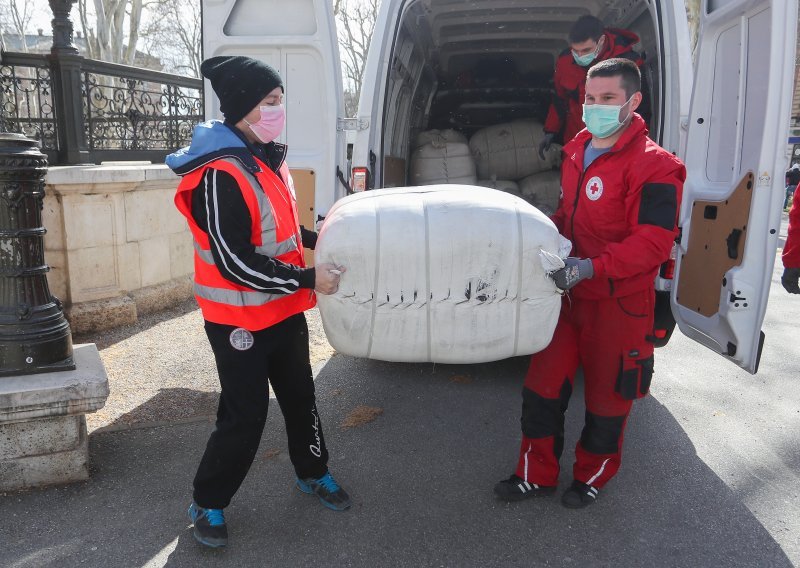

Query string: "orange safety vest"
[[174, 157, 316, 330]]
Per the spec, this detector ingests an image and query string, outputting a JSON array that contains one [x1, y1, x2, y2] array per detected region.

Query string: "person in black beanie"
[[166, 55, 351, 549]]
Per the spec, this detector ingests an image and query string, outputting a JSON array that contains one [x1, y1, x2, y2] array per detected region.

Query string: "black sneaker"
[[296, 471, 351, 511], [561, 480, 599, 509], [494, 475, 557, 501], [187, 502, 227, 548]]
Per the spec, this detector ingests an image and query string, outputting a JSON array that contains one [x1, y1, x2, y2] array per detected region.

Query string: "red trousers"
[[515, 289, 655, 488]]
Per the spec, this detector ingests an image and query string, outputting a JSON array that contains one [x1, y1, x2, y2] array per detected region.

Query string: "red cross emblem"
[[585, 176, 604, 201]]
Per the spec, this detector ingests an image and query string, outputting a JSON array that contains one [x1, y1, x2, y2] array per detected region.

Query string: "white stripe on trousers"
[[524, 441, 532, 480], [587, 458, 610, 486]]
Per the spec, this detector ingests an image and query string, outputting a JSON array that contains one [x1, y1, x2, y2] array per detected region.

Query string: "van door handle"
[[726, 228, 743, 259]]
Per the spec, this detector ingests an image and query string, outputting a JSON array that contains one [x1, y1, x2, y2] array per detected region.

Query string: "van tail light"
[[351, 167, 369, 192], [660, 243, 678, 280]]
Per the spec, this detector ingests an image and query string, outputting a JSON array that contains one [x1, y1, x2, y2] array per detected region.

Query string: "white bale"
[[469, 120, 560, 180], [475, 179, 520, 194], [518, 169, 562, 216], [315, 185, 564, 364], [415, 129, 468, 149], [409, 142, 477, 185]]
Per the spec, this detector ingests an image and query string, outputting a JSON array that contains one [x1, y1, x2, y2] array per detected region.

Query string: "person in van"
[[782, 179, 800, 293], [166, 56, 351, 548], [538, 15, 647, 159], [495, 58, 685, 508], [784, 163, 800, 209]]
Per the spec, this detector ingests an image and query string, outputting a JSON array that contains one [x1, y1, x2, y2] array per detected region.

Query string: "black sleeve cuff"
[[298, 267, 316, 289], [300, 226, 318, 250]]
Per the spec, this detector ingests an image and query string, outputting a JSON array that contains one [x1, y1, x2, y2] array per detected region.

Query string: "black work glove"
[[782, 267, 800, 294], [551, 257, 594, 291], [538, 133, 556, 160]]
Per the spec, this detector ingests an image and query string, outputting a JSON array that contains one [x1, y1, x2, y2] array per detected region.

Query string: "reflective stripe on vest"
[[219, 158, 300, 259], [194, 282, 284, 306], [193, 235, 299, 264]]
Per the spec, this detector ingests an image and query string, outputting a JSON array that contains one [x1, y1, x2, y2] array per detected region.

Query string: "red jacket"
[[783, 186, 800, 268], [553, 114, 686, 299], [544, 28, 644, 144]]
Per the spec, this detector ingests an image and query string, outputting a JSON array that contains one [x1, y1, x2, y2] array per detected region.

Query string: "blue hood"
[[166, 120, 258, 176]]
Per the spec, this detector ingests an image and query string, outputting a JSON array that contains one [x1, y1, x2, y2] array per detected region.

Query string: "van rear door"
[[671, 0, 797, 373], [202, 0, 347, 251]]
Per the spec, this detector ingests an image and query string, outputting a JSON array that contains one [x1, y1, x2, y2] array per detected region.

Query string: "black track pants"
[[192, 313, 329, 509]]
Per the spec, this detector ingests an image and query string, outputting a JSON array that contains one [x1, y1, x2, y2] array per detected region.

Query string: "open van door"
[[671, 0, 797, 373], [202, 0, 348, 262]]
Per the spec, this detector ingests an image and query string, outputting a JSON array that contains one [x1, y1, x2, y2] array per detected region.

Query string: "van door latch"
[[337, 118, 370, 131]]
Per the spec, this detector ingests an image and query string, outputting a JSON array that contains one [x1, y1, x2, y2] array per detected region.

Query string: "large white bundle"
[[409, 142, 477, 185], [315, 185, 566, 364], [415, 129, 468, 149], [518, 169, 562, 216], [475, 179, 520, 194], [469, 120, 560, 180]]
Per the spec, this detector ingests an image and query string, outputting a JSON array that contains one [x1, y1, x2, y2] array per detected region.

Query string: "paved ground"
[[1, 351, 795, 567], [73, 305, 334, 433], [0, 216, 797, 567]]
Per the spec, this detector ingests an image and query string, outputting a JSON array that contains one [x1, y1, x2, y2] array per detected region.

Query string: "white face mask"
[[243, 105, 285, 143]]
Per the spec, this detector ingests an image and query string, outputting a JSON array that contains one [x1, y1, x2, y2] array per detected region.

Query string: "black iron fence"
[[0, 50, 203, 165]]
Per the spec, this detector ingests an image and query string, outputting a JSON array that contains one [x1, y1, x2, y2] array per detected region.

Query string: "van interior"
[[379, 0, 662, 188]]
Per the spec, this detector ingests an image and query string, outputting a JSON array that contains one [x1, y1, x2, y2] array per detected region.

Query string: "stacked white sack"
[[469, 120, 560, 180], [475, 179, 520, 194], [409, 140, 477, 185], [315, 185, 565, 364], [518, 169, 562, 216], [415, 128, 468, 148]]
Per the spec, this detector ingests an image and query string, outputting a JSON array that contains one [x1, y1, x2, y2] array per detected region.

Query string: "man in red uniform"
[[538, 15, 646, 159], [782, 182, 800, 293], [495, 58, 685, 508]]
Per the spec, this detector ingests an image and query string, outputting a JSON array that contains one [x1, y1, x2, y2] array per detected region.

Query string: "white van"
[[202, 0, 796, 374]]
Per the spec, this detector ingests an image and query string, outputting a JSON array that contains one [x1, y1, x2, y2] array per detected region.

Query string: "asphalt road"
[[1, 217, 798, 568]]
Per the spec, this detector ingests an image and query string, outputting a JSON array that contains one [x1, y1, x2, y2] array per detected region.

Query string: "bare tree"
[[141, 0, 202, 77], [76, 0, 145, 64], [684, 0, 701, 62], [334, 0, 379, 116], [0, 0, 37, 52]]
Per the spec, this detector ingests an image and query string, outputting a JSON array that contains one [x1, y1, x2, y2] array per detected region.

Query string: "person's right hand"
[[538, 132, 556, 160], [782, 267, 800, 294], [314, 263, 345, 295]]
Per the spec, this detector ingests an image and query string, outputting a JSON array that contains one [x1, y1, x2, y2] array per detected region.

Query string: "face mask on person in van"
[[244, 105, 286, 143], [581, 95, 634, 139], [572, 35, 605, 67]]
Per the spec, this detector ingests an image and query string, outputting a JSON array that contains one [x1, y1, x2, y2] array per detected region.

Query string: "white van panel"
[[672, 0, 797, 373], [202, 0, 345, 215]]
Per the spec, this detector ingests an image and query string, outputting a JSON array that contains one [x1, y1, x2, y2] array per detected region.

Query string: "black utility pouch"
[[616, 351, 655, 400]]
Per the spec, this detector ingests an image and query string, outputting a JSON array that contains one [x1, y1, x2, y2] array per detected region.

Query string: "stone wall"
[[43, 164, 193, 334]]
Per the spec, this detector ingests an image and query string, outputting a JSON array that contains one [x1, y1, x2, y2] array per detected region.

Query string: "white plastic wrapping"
[[475, 179, 520, 194], [314, 185, 565, 363], [518, 169, 562, 216], [469, 120, 560, 180], [409, 141, 477, 185], [415, 129, 468, 149]]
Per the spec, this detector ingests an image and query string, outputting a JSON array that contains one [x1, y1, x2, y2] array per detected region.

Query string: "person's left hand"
[[551, 257, 594, 290], [782, 267, 800, 294], [314, 263, 346, 295]]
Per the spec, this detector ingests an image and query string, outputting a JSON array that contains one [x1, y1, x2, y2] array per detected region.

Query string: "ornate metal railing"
[[0, 51, 203, 165], [0, 53, 58, 163]]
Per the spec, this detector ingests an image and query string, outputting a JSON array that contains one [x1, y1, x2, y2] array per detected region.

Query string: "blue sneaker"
[[187, 502, 227, 548], [296, 471, 351, 511]]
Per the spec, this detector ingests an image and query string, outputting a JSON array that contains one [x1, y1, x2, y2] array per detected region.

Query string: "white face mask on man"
[[243, 105, 286, 143]]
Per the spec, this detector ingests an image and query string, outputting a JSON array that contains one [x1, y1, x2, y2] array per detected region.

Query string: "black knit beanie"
[[200, 56, 284, 125]]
